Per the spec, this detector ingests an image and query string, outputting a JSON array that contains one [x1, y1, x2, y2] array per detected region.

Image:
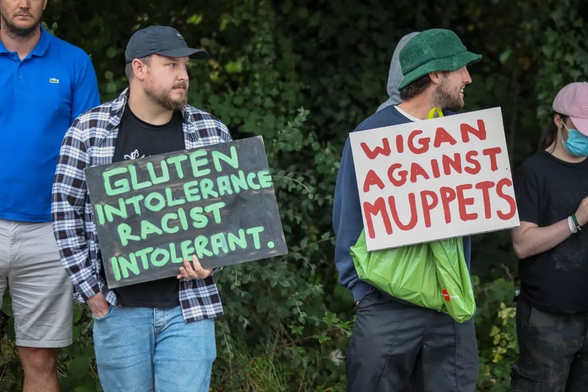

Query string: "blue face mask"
[[562, 124, 588, 157]]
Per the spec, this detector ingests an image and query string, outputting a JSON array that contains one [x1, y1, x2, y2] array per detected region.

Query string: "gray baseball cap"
[[125, 26, 209, 64]]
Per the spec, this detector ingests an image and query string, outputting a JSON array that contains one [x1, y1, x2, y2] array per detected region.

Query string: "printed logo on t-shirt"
[[124, 149, 146, 160]]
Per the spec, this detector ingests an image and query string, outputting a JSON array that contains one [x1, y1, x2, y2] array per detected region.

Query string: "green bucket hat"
[[397, 29, 482, 90]]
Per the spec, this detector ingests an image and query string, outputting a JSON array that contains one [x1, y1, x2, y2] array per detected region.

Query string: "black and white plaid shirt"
[[51, 88, 231, 322]]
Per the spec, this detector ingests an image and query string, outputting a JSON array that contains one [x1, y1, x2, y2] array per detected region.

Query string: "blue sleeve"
[[71, 55, 100, 123], [333, 138, 372, 302]]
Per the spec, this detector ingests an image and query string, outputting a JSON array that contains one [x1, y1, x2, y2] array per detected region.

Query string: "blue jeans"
[[93, 305, 216, 392]]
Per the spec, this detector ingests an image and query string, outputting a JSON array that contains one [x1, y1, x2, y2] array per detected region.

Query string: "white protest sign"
[[349, 107, 519, 251]]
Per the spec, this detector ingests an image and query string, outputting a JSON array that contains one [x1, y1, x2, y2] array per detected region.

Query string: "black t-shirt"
[[515, 151, 588, 314], [110, 104, 185, 308]]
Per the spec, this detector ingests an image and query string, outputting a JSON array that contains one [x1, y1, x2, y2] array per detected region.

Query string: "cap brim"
[[398, 51, 482, 90], [569, 116, 588, 136], [157, 48, 209, 60]]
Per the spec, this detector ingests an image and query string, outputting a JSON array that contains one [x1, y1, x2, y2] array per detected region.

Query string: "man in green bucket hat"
[[397, 28, 481, 115], [333, 28, 481, 391]]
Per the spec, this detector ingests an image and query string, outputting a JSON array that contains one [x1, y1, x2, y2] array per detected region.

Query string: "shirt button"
[[19, 75, 23, 80]]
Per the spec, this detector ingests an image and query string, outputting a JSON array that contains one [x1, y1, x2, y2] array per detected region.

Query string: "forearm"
[[52, 197, 101, 300], [51, 124, 99, 300], [333, 139, 367, 298], [513, 219, 573, 259]]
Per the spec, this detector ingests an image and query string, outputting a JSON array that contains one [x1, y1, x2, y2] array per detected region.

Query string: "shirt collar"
[[0, 28, 9, 54], [0, 25, 51, 57], [394, 105, 422, 122], [112, 87, 194, 128], [30, 26, 51, 57]]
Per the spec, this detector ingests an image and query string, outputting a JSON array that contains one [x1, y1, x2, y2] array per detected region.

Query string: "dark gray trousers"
[[346, 289, 479, 392], [510, 297, 588, 391]]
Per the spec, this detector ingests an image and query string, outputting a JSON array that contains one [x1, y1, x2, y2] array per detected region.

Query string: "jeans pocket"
[[356, 287, 377, 310], [510, 358, 564, 392], [92, 305, 114, 321], [512, 358, 551, 382]]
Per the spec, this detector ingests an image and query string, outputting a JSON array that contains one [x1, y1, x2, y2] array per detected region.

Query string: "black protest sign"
[[85, 136, 288, 289]]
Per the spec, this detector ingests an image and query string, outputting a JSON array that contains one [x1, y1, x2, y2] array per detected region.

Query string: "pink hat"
[[553, 82, 588, 136]]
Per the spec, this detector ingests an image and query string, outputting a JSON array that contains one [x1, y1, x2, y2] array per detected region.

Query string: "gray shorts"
[[0, 219, 73, 348]]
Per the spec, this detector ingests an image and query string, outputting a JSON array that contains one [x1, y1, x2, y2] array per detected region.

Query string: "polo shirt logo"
[[49, 78, 60, 84]]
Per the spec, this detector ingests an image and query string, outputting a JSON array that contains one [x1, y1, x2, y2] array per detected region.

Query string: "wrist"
[[568, 216, 578, 234], [570, 214, 582, 233], [87, 292, 105, 304]]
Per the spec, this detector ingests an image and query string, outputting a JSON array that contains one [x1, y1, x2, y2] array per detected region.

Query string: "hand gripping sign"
[[349, 107, 519, 251]]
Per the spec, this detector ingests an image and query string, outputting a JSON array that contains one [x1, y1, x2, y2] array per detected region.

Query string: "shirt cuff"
[[75, 276, 102, 302]]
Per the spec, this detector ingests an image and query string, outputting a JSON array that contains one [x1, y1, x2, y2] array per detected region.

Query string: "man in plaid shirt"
[[52, 26, 230, 391]]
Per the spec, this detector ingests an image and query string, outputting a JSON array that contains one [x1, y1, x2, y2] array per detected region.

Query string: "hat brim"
[[398, 51, 482, 90], [569, 116, 588, 136], [157, 48, 209, 60]]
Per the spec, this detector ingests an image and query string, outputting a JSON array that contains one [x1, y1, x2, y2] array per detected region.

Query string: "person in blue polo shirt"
[[0, 0, 100, 390]]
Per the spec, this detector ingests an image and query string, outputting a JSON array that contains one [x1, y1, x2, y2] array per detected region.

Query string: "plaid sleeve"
[[51, 120, 100, 301], [218, 121, 232, 142], [213, 120, 231, 275]]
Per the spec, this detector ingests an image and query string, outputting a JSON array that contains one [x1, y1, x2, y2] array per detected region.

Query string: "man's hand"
[[87, 292, 109, 318], [177, 255, 213, 281]]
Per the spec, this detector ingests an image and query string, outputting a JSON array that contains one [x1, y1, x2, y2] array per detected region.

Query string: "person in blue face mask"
[[561, 121, 588, 156], [510, 82, 588, 390]]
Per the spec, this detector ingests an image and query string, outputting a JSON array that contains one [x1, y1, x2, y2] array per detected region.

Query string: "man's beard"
[[431, 78, 463, 112], [144, 84, 188, 111], [0, 14, 41, 39]]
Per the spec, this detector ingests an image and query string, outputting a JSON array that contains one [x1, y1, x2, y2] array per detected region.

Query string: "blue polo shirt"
[[0, 27, 100, 222]]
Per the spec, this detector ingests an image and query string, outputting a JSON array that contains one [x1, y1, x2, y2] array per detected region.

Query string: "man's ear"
[[132, 59, 149, 81], [429, 71, 444, 85]]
